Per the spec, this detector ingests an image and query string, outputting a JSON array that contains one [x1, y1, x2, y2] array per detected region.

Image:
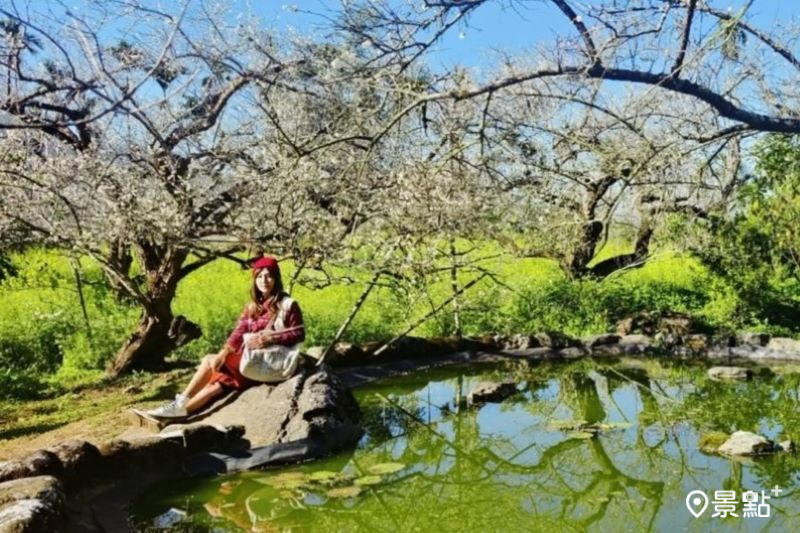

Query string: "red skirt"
[[208, 350, 255, 391]]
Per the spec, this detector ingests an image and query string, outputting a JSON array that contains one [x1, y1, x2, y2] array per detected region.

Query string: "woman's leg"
[[182, 353, 215, 398], [185, 382, 225, 414], [143, 357, 222, 419]]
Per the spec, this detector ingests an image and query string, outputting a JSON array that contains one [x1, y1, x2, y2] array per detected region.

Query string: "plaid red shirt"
[[225, 299, 305, 352]]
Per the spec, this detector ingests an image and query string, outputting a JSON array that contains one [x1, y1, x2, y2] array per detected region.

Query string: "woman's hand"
[[246, 331, 275, 350]]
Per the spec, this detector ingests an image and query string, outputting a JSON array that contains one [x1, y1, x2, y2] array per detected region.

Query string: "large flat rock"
[[160, 368, 362, 451], [718, 431, 776, 456], [0, 476, 65, 533], [708, 366, 752, 381]]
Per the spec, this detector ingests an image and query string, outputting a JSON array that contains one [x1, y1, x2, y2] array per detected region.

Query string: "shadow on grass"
[[163, 359, 197, 370], [0, 374, 52, 402], [139, 381, 182, 402], [0, 421, 68, 441]]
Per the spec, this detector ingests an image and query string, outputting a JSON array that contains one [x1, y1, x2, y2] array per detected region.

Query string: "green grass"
[[1, 242, 799, 446], [0, 367, 193, 457], [0, 244, 796, 403]]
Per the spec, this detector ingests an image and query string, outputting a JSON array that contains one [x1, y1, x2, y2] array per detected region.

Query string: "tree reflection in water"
[[132, 360, 800, 532]]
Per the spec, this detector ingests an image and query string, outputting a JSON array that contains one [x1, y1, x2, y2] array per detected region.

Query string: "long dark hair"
[[247, 266, 286, 318]]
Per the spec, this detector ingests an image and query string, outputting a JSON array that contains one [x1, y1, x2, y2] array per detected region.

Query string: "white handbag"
[[239, 297, 302, 382]]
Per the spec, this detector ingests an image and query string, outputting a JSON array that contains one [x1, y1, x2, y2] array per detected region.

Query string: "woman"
[[144, 256, 305, 419]]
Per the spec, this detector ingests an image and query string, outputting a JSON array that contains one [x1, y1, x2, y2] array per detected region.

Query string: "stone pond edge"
[[3, 328, 800, 531]]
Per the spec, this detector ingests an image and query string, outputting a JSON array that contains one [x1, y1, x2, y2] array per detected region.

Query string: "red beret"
[[251, 256, 280, 273]]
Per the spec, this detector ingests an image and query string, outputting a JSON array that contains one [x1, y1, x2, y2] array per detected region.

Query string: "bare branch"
[[670, 0, 697, 76]]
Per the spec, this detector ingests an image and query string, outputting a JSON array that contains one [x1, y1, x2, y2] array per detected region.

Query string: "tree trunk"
[[588, 219, 653, 279], [106, 243, 201, 378], [569, 219, 604, 277], [107, 308, 201, 377], [567, 174, 619, 277]]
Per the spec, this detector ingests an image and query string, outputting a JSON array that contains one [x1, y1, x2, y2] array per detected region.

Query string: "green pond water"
[[132, 359, 800, 532]]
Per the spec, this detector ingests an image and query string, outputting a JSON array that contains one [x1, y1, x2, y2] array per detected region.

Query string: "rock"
[[589, 344, 626, 357], [715, 345, 800, 362], [671, 346, 695, 357], [684, 334, 709, 353], [317, 336, 495, 367], [717, 431, 777, 456], [619, 334, 653, 346], [616, 317, 634, 337], [658, 312, 693, 336], [282, 370, 363, 451], [162, 368, 361, 454], [738, 332, 771, 347], [583, 334, 620, 349], [0, 476, 65, 533], [654, 332, 681, 349], [766, 337, 800, 354], [616, 311, 693, 337], [0, 476, 64, 509], [225, 425, 246, 441], [471, 334, 501, 349], [495, 334, 542, 351], [533, 331, 580, 350], [304, 346, 325, 360], [46, 440, 102, 489], [616, 312, 657, 336], [708, 366, 752, 381], [174, 425, 245, 453], [709, 333, 737, 350], [0, 451, 62, 484], [778, 440, 796, 453], [557, 346, 588, 359], [161, 381, 284, 446], [318, 342, 367, 365], [323, 336, 469, 365], [365, 336, 487, 360], [0, 498, 65, 533], [96, 436, 183, 475], [468, 381, 517, 404]]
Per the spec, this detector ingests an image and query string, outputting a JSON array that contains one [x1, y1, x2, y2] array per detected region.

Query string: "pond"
[[132, 358, 800, 532]]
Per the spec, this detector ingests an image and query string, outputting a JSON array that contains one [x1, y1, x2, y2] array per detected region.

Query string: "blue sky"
[[256, 0, 574, 68], [252, 0, 800, 70]]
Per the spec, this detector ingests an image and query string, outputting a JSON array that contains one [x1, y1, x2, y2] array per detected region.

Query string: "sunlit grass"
[[0, 243, 795, 402]]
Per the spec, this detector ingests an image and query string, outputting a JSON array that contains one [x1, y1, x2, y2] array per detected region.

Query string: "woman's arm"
[[267, 301, 305, 346]]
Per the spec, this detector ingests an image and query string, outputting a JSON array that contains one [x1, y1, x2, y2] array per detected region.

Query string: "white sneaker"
[[146, 394, 188, 419]]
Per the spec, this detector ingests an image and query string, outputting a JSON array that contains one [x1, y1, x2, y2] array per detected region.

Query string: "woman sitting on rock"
[[144, 256, 305, 419]]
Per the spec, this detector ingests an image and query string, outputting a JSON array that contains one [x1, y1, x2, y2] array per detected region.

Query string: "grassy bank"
[[0, 245, 795, 406], [0, 243, 798, 450]]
